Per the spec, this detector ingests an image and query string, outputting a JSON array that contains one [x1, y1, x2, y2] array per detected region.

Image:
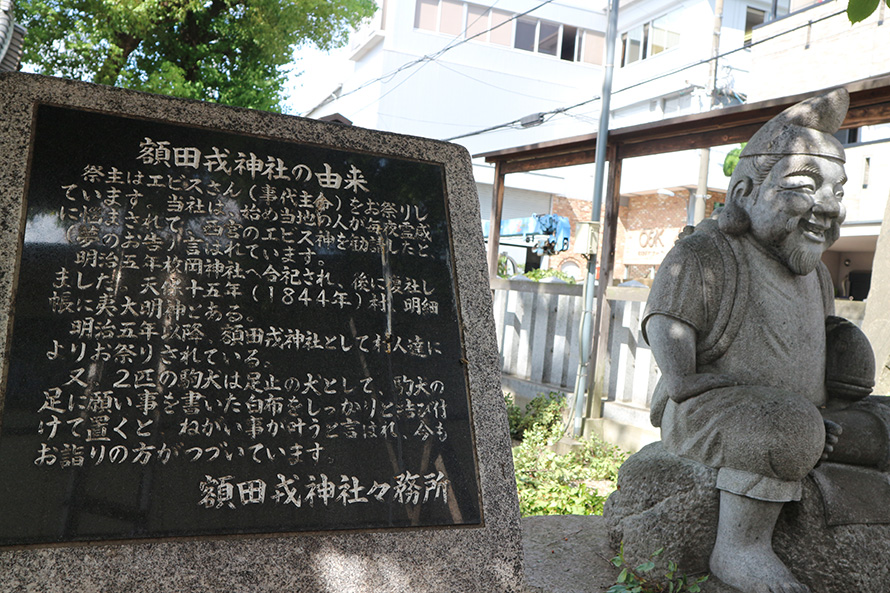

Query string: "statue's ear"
[[730, 177, 754, 202], [719, 177, 753, 235]]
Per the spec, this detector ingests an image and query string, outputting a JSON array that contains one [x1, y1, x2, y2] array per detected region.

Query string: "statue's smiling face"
[[747, 154, 847, 275]]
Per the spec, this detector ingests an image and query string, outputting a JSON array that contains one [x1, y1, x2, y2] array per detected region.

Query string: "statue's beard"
[[783, 244, 824, 275], [776, 217, 840, 275]]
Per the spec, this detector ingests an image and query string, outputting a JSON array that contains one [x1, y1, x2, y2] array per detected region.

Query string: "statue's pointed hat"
[[740, 87, 849, 162]]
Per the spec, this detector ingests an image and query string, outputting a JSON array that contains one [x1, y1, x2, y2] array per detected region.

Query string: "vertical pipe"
[[692, 0, 724, 226], [572, 0, 620, 437]]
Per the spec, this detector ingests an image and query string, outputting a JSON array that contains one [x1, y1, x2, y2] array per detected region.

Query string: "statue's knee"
[[764, 400, 825, 479]]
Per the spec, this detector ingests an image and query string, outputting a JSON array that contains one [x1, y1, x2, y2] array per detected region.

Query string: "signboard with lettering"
[[623, 227, 684, 266], [0, 104, 482, 545]]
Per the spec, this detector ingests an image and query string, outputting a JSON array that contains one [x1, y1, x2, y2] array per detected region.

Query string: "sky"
[[283, 46, 354, 116]]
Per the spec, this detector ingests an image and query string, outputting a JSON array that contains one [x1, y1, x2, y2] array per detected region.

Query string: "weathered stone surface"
[[605, 442, 890, 593], [0, 73, 523, 593], [863, 193, 890, 395], [604, 442, 719, 576], [635, 88, 890, 593], [521, 515, 617, 593]]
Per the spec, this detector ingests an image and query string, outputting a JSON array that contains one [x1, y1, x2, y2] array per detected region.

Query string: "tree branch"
[[94, 33, 141, 86]]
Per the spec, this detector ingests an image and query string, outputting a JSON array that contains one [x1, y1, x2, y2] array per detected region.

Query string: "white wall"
[[619, 146, 734, 195], [748, 0, 890, 102], [302, 0, 804, 235]]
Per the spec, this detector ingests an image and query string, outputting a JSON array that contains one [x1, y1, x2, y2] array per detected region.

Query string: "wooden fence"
[[491, 278, 868, 450], [490, 278, 583, 398]]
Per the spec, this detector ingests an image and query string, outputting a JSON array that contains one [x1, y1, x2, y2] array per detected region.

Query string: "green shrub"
[[608, 545, 708, 593], [504, 391, 565, 442], [510, 392, 628, 516], [522, 268, 577, 284], [497, 254, 519, 278]]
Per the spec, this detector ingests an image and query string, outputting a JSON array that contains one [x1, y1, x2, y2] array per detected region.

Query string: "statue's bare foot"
[[710, 540, 810, 593]]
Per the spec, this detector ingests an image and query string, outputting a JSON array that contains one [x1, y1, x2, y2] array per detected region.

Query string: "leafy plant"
[[847, 0, 887, 23], [504, 391, 565, 442], [509, 392, 628, 516], [523, 268, 577, 284], [497, 254, 519, 278], [722, 143, 746, 177], [608, 545, 708, 593]]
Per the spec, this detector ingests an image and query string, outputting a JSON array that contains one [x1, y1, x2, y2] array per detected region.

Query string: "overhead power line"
[[441, 7, 847, 142], [300, 0, 558, 116]]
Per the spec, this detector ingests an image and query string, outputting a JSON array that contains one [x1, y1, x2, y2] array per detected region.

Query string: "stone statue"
[[639, 88, 889, 593]]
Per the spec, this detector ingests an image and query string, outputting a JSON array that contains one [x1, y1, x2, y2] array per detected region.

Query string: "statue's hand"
[[822, 419, 843, 461], [669, 373, 739, 404]]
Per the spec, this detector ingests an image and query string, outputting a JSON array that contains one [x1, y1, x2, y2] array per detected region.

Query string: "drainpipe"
[[572, 0, 619, 438]]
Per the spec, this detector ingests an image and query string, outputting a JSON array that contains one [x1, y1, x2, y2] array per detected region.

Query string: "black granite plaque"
[[0, 104, 482, 546]]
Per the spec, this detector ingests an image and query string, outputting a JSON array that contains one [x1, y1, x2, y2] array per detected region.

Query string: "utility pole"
[[691, 0, 724, 225], [572, 0, 619, 437]]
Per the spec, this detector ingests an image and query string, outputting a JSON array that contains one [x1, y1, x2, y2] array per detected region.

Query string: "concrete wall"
[[748, 0, 890, 102]]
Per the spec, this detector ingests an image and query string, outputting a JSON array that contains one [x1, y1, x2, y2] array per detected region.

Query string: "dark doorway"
[[849, 271, 872, 301]]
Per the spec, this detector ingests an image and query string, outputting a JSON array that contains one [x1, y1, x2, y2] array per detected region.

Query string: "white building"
[[303, 0, 609, 270], [305, 0, 890, 281], [746, 0, 890, 298]]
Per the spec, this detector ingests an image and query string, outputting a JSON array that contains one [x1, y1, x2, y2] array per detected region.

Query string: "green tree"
[[722, 143, 746, 177], [847, 0, 888, 22], [17, 0, 378, 111]]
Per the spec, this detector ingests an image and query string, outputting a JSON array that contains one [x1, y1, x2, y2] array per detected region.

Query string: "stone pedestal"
[[605, 442, 890, 593]]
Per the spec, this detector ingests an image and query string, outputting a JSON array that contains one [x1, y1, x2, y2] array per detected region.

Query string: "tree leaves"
[[17, 0, 378, 111], [847, 0, 887, 23], [722, 143, 745, 177]]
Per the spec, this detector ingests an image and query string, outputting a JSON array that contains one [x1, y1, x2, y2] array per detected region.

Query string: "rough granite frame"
[[0, 73, 523, 593]]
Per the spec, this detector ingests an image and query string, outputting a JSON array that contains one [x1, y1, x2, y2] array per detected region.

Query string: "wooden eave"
[[478, 74, 890, 174]]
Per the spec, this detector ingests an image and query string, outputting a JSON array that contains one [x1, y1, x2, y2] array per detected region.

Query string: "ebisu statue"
[[616, 88, 890, 593]]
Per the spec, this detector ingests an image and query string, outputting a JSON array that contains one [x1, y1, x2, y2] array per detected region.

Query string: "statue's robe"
[[642, 219, 838, 502]]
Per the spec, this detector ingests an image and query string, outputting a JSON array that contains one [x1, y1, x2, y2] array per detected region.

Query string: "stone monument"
[[606, 88, 890, 593], [862, 193, 890, 395], [0, 73, 522, 592]]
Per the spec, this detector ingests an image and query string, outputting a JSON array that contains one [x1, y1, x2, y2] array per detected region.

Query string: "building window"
[[514, 17, 536, 51], [650, 11, 682, 55], [744, 7, 765, 46], [514, 18, 561, 57], [413, 0, 603, 64], [620, 9, 682, 66], [415, 0, 438, 30], [538, 21, 560, 56], [489, 9, 513, 45], [416, 0, 513, 44], [439, 0, 464, 35], [581, 30, 605, 64], [834, 128, 859, 145], [859, 123, 890, 143], [466, 4, 490, 39], [512, 17, 602, 63]]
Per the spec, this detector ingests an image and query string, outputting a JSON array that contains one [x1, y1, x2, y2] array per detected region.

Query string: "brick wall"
[[547, 190, 724, 283], [549, 194, 597, 281]]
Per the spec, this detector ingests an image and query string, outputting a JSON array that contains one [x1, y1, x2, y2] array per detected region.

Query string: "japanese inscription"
[[0, 105, 481, 545]]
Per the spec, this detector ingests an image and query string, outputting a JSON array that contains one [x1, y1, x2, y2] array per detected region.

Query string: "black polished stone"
[[0, 104, 481, 546]]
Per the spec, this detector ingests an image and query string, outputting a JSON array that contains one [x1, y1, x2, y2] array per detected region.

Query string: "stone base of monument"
[[521, 515, 619, 593], [604, 442, 890, 593]]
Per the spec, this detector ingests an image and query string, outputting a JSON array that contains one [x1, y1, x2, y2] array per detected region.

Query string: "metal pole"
[[572, 0, 619, 437], [692, 0, 724, 225]]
